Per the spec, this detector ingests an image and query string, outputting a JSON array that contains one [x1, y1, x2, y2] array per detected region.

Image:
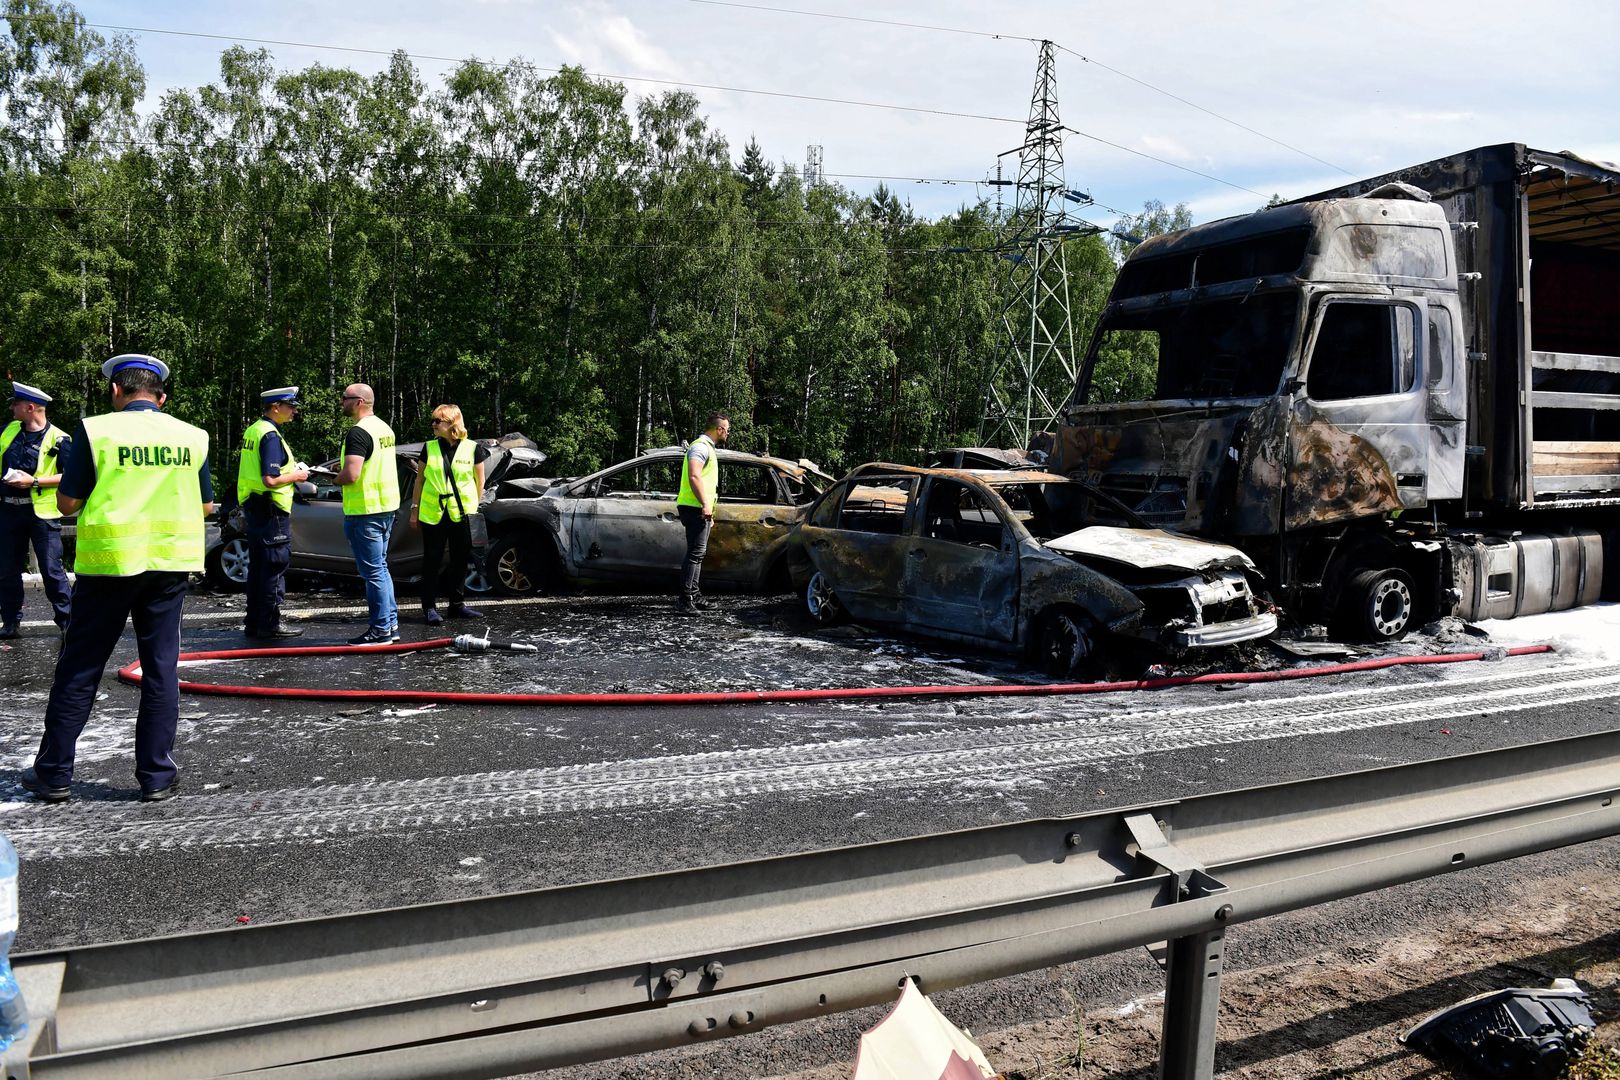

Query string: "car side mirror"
[[293, 481, 318, 500]]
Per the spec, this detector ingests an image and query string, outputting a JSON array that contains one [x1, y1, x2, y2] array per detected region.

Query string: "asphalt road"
[[1, 578, 1617, 1075]]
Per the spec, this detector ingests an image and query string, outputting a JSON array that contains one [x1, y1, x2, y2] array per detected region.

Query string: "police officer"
[[20, 354, 212, 804], [237, 387, 311, 638], [0, 382, 71, 636], [675, 411, 730, 616], [334, 383, 400, 645]]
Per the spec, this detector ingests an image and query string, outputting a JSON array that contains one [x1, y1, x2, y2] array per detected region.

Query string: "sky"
[[82, 0, 1620, 230]]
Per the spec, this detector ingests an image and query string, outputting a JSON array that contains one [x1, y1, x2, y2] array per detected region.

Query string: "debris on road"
[[1401, 979, 1596, 1079]]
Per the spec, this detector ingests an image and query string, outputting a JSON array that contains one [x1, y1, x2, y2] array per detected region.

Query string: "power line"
[[1063, 127, 1268, 199], [678, 2, 1350, 180], [687, 0, 1038, 43], [1051, 44, 1354, 178], [2, 12, 1021, 127]]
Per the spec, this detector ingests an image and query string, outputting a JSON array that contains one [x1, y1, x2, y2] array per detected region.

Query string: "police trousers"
[[0, 501, 71, 627], [243, 502, 292, 633], [35, 570, 189, 792]]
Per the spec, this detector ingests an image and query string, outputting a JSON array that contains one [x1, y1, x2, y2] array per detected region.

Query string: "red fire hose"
[[117, 640, 1555, 707]]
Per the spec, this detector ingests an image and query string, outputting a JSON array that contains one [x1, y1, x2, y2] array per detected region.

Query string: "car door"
[[564, 456, 687, 582], [289, 460, 350, 573], [799, 475, 918, 624], [706, 461, 793, 585], [902, 478, 1019, 642]]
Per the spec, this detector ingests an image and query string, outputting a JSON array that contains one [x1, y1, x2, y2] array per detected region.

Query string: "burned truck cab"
[[1056, 190, 1468, 635]]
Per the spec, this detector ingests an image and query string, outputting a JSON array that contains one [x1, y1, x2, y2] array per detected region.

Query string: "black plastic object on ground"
[[1401, 979, 1595, 1080]]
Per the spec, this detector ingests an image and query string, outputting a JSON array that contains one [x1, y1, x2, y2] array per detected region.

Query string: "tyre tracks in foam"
[[6, 658, 1619, 859]]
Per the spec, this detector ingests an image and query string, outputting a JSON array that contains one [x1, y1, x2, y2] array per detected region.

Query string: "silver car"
[[480, 447, 834, 595]]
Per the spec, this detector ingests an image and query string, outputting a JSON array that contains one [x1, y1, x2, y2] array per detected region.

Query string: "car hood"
[[1042, 526, 1256, 573]]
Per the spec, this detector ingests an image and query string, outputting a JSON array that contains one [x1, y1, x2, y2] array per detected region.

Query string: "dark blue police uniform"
[[0, 424, 73, 631], [243, 419, 292, 635], [31, 396, 213, 799]]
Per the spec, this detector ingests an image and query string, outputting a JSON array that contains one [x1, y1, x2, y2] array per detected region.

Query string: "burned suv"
[[480, 446, 834, 595], [788, 464, 1276, 672]]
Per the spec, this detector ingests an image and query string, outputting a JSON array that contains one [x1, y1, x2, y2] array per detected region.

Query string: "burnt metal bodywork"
[[787, 463, 1275, 657], [483, 447, 833, 592], [1057, 144, 1620, 630]]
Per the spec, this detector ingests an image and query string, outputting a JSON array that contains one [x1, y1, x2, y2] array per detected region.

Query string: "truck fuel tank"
[[1450, 531, 1604, 621]]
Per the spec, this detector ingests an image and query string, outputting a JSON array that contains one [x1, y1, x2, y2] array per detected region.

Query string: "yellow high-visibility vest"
[[75, 409, 209, 576], [418, 438, 478, 525], [0, 420, 68, 520], [341, 414, 399, 516], [237, 417, 295, 513], [676, 435, 719, 508]]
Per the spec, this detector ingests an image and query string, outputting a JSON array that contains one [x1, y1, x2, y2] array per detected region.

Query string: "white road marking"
[[5, 657, 1617, 859]]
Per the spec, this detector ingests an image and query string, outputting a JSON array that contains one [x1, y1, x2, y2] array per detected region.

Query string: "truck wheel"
[[1344, 567, 1416, 641], [804, 571, 844, 625], [206, 534, 250, 592], [1035, 610, 1094, 677]]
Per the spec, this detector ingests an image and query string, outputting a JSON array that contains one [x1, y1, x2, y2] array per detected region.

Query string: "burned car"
[[924, 447, 1042, 470], [205, 438, 548, 592], [480, 446, 834, 594], [787, 464, 1277, 672]]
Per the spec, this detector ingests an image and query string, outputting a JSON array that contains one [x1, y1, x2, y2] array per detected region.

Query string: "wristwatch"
[[31, 479, 39, 492]]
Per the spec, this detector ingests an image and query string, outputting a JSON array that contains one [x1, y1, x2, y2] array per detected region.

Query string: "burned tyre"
[[804, 570, 844, 625], [1035, 609, 1094, 677], [1343, 567, 1415, 641], [206, 533, 250, 592], [487, 535, 546, 596]]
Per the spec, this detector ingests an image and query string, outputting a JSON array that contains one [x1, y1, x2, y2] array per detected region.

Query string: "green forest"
[[0, 0, 1189, 479]]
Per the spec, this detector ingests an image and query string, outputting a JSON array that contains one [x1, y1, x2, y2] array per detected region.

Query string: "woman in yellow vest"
[[408, 404, 488, 626]]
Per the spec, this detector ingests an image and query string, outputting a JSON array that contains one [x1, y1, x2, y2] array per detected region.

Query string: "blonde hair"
[[432, 404, 468, 441]]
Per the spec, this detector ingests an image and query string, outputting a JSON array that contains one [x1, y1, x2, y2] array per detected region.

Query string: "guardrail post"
[[1123, 812, 1228, 1080], [1158, 923, 1224, 1080]]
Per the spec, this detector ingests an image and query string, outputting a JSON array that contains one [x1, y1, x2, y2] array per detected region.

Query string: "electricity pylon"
[[978, 40, 1092, 450]]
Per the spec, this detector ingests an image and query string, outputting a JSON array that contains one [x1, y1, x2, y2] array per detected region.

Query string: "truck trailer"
[[1053, 143, 1620, 639]]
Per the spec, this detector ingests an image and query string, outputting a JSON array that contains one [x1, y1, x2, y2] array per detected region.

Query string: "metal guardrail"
[[5, 728, 1618, 1080]]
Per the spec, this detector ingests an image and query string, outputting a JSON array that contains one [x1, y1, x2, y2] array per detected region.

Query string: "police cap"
[[10, 382, 51, 406], [101, 353, 171, 381]]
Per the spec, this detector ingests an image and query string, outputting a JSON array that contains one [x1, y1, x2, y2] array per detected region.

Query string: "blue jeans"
[[343, 512, 398, 634]]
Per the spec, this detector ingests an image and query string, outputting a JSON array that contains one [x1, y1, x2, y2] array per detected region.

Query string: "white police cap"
[[10, 382, 51, 405], [261, 386, 301, 406], [101, 353, 171, 381]]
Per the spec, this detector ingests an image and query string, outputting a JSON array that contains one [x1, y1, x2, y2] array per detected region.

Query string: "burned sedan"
[[480, 447, 835, 595], [787, 464, 1277, 672]]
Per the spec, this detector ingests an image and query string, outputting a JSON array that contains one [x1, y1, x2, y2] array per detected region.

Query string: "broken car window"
[[593, 460, 681, 499], [838, 477, 917, 535], [1307, 300, 1418, 401], [922, 480, 1009, 549], [995, 482, 1114, 540], [720, 464, 778, 504]]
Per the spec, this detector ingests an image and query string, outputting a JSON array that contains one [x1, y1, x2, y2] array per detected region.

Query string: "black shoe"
[[676, 597, 704, 617], [20, 767, 70, 803], [0, 624, 17, 640], [141, 780, 180, 803], [424, 608, 444, 627], [246, 626, 304, 639], [446, 605, 483, 619], [348, 629, 396, 646], [692, 593, 713, 610]]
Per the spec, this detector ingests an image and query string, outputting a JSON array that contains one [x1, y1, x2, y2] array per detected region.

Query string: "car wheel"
[[1343, 567, 1416, 641], [487, 535, 547, 596], [206, 533, 250, 592], [804, 570, 844, 625], [1035, 609, 1094, 677]]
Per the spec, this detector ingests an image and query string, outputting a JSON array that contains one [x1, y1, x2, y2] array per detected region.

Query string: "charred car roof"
[[641, 445, 833, 483]]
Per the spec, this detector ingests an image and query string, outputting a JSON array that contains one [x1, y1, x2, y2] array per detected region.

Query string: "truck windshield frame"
[[1082, 291, 1302, 404]]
